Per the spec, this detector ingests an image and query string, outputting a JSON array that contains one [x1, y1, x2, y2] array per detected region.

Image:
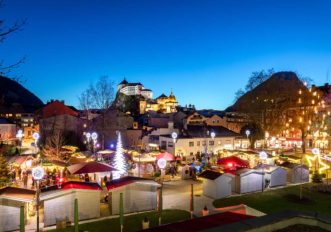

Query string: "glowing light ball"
[[32, 132, 40, 141], [157, 158, 167, 169], [210, 132, 216, 139], [91, 132, 98, 140], [312, 148, 320, 155], [171, 132, 178, 139], [32, 167, 45, 180], [259, 151, 268, 160]]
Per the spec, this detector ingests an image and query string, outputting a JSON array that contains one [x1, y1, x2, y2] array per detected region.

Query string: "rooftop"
[[199, 170, 222, 180]]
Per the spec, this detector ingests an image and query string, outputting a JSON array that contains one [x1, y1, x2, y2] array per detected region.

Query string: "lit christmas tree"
[[113, 132, 127, 179]]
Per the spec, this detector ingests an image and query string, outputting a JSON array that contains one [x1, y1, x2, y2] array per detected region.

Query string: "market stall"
[[106, 176, 160, 215], [199, 170, 234, 199]]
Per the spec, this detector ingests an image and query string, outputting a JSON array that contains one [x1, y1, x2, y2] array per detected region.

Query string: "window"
[[189, 141, 194, 147], [209, 141, 214, 146], [161, 141, 167, 150], [197, 141, 200, 146], [168, 142, 173, 147]]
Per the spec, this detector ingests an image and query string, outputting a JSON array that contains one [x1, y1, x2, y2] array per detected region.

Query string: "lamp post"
[[210, 132, 216, 161], [172, 131, 178, 156], [32, 166, 45, 232], [245, 130, 251, 149], [91, 132, 98, 155], [85, 132, 98, 155], [32, 132, 40, 154], [259, 151, 268, 192], [16, 129, 24, 155]]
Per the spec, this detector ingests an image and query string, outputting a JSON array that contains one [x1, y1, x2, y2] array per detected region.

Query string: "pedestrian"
[[18, 168, 22, 180], [12, 170, 16, 181], [23, 172, 28, 188], [84, 173, 90, 182]]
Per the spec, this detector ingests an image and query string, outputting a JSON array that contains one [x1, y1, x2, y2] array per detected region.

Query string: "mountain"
[[228, 71, 305, 113], [0, 76, 44, 113]]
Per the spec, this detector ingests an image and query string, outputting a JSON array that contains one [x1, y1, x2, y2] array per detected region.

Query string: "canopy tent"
[[156, 152, 175, 161], [67, 161, 117, 174], [217, 156, 249, 170]]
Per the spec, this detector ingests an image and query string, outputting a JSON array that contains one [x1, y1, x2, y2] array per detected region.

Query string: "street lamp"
[[16, 129, 24, 155], [32, 132, 40, 154], [245, 129, 251, 148], [91, 132, 98, 155], [85, 132, 98, 154], [32, 166, 45, 232], [210, 132, 216, 157], [259, 151, 268, 192]]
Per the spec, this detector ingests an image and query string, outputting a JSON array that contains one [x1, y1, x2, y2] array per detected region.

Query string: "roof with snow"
[[41, 181, 102, 192], [106, 176, 160, 191], [0, 187, 35, 202]]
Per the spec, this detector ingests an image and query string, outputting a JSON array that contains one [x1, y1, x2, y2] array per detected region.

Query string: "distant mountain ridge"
[[0, 76, 44, 113], [228, 71, 305, 113]]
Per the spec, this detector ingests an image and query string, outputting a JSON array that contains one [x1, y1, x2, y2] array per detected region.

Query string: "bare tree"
[[233, 69, 275, 102], [78, 76, 115, 149], [44, 130, 66, 159], [0, 1, 26, 81], [79, 76, 115, 111]]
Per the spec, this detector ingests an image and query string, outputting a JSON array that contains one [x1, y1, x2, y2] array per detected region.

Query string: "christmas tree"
[[0, 155, 9, 187], [113, 132, 127, 179]]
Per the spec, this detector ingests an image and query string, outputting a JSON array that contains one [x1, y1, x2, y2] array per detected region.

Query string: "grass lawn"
[[49, 209, 190, 232], [213, 184, 331, 216]]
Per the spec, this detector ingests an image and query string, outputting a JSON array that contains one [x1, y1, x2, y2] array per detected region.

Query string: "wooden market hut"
[[199, 170, 234, 199], [254, 164, 287, 188], [234, 168, 264, 194], [106, 176, 160, 215], [279, 162, 309, 183], [40, 181, 102, 227], [0, 187, 35, 232]]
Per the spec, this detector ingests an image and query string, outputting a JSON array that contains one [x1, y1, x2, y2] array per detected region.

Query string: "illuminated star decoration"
[[306, 148, 330, 173]]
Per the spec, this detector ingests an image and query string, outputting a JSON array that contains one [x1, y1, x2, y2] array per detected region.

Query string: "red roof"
[[61, 181, 102, 190], [67, 161, 117, 174], [217, 156, 249, 170], [156, 152, 175, 161], [41, 181, 102, 192], [145, 211, 254, 232], [41, 100, 78, 118]]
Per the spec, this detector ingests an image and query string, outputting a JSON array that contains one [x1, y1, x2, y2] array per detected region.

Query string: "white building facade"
[[159, 135, 237, 157]]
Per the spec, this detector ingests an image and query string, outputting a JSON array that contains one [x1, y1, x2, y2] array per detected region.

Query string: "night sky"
[[2, 0, 331, 109]]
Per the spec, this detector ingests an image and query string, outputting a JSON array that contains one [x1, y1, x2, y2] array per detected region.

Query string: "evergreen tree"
[[112, 132, 127, 179], [0, 155, 9, 186]]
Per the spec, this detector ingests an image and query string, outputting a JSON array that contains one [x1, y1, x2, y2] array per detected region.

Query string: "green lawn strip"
[[50, 209, 190, 232], [213, 184, 331, 216]]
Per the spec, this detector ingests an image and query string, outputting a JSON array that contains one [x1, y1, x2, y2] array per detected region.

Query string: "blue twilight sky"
[[2, 0, 331, 110]]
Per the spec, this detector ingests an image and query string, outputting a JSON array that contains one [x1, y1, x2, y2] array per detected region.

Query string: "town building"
[[117, 79, 153, 99], [0, 117, 16, 144], [159, 125, 242, 157], [184, 111, 249, 133], [140, 92, 178, 114]]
